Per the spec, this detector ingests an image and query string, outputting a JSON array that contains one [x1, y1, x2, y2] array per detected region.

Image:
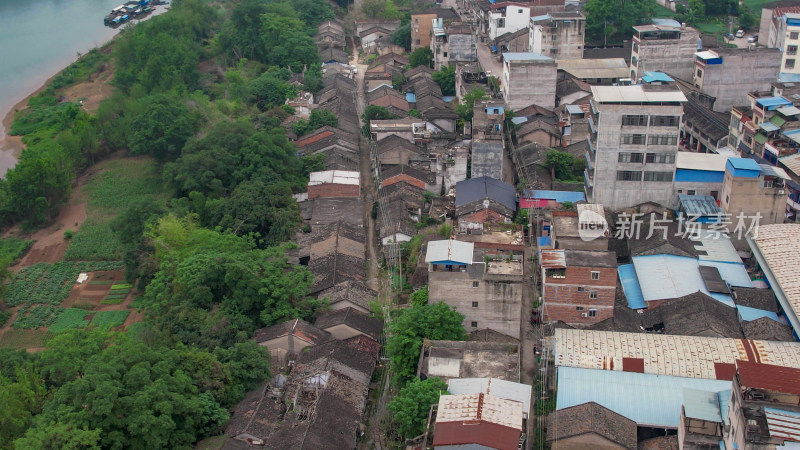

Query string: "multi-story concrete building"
[[719, 157, 788, 229], [539, 249, 617, 327], [488, 2, 531, 41], [693, 47, 782, 113], [759, 5, 800, 79], [426, 239, 524, 339], [585, 80, 687, 210], [411, 7, 459, 51], [528, 11, 585, 60], [431, 22, 477, 71], [501, 52, 556, 109], [630, 21, 700, 82]]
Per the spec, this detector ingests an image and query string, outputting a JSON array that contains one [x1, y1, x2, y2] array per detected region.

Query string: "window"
[[622, 115, 648, 126], [790, 45, 798, 55], [726, 194, 730, 203], [575, 306, 584, 311], [648, 135, 678, 146], [620, 134, 646, 145], [498, 18, 505, 28], [688, 190, 696, 195], [696, 68, 703, 78], [710, 190, 719, 200], [415, 39, 420, 45], [589, 291, 597, 299], [650, 115, 680, 127], [443, 52, 448, 57], [616, 170, 642, 181], [550, 48, 558, 55], [551, 34, 558, 41], [472, 281, 479, 288], [588, 309, 597, 316], [591, 271, 599, 280], [643, 171, 673, 182], [618, 152, 644, 163], [787, 59, 796, 69], [633, 43, 639, 53], [471, 321, 478, 327], [577, 286, 585, 292], [646, 152, 676, 164], [548, 268, 566, 278], [518, 8, 523, 13], [791, 31, 799, 39], [472, 301, 479, 308]]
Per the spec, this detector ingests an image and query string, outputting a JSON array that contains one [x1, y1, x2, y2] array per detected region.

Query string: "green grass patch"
[[0, 238, 33, 266], [111, 283, 132, 290], [108, 289, 130, 295], [82, 159, 169, 214], [0, 329, 50, 349], [10, 102, 83, 136], [100, 298, 125, 305], [63, 218, 124, 261], [90, 310, 130, 328], [89, 280, 114, 285], [0, 311, 10, 327], [695, 22, 728, 34], [49, 308, 91, 333], [743, 0, 772, 17], [5, 261, 125, 307], [72, 302, 95, 310], [653, 3, 677, 18], [104, 293, 128, 299], [13, 305, 62, 329]]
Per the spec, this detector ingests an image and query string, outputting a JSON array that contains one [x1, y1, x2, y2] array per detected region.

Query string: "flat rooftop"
[[591, 85, 687, 104], [557, 58, 630, 80], [419, 340, 520, 382]]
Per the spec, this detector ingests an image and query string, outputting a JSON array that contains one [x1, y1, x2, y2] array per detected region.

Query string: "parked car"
[[736, 29, 745, 38], [725, 32, 735, 41], [748, 35, 759, 43]]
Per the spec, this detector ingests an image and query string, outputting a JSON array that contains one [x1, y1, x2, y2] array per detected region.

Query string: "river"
[[0, 0, 162, 176]]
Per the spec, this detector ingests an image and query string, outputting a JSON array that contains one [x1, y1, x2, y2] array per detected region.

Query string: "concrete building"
[[411, 8, 458, 51], [488, 2, 531, 41], [585, 82, 687, 210], [431, 22, 477, 71], [693, 48, 782, 113], [501, 52, 557, 109], [630, 22, 700, 82], [678, 388, 727, 450], [759, 6, 800, 80], [528, 11, 585, 60], [557, 58, 630, 85], [426, 239, 524, 339], [540, 249, 618, 327], [418, 340, 521, 382], [674, 152, 729, 200], [719, 157, 789, 230]]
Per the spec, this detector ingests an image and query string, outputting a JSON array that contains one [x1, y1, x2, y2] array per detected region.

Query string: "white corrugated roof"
[[308, 170, 360, 186], [591, 85, 687, 103], [750, 224, 800, 336], [691, 233, 742, 263], [425, 239, 475, 264], [554, 329, 800, 379], [557, 58, 630, 79], [436, 393, 523, 430], [676, 152, 730, 171], [780, 153, 800, 176], [447, 378, 532, 415]]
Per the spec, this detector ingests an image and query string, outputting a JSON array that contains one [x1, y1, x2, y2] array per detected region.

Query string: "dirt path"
[[61, 63, 115, 114]]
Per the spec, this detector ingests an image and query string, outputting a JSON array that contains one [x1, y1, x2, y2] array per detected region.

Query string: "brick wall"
[[460, 209, 510, 225], [542, 265, 616, 326], [308, 183, 360, 200]]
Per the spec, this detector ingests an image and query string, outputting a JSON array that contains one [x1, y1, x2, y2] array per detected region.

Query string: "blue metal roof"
[[442, 96, 455, 103], [530, 14, 550, 22], [642, 71, 674, 83], [405, 93, 416, 103], [618, 264, 645, 309], [555, 367, 732, 428], [537, 236, 551, 248], [502, 52, 553, 62], [652, 18, 682, 28], [736, 305, 780, 322], [699, 261, 753, 289], [726, 158, 762, 178], [679, 195, 722, 217], [779, 72, 800, 82], [522, 190, 586, 203], [682, 388, 723, 422], [675, 169, 723, 183], [755, 96, 793, 110], [565, 104, 584, 115], [760, 121, 781, 132]]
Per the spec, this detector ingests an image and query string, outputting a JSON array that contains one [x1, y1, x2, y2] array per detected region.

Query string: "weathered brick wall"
[[308, 183, 360, 200], [542, 265, 616, 326]]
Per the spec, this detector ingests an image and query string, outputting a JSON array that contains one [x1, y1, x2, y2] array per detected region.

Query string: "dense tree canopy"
[[388, 377, 448, 438], [386, 302, 467, 384], [432, 66, 456, 96], [409, 47, 433, 68], [584, 0, 654, 46]]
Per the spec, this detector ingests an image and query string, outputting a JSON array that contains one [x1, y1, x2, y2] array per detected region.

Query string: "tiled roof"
[[547, 402, 637, 449], [369, 94, 411, 112], [314, 307, 383, 341], [750, 224, 800, 335], [252, 318, 331, 345], [742, 317, 796, 342], [736, 359, 800, 395], [314, 280, 377, 311]]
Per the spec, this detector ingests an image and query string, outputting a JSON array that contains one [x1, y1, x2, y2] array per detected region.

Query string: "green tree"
[[584, 0, 654, 45], [392, 23, 412, 51], [386, 302, 467, 384], [361, 105, 398, 136], [0, 365, 46, 446], [456, 88, 490, 122], [544, 150, 579, 181], [249, 71, 298, 110], [409, 47, 433, 68], [739, 9, 756, 30], [388, 377, 448, 438], [128, 93, 199, 163], [361, 0, 402, 19], [293, 109, 339, 137], [432, 65, 456, 96], [409, 286, 428, 307]]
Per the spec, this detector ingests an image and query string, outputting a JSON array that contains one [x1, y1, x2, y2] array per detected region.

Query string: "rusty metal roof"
[[540, 249, 566, 269], [736, 359, 800, 395]]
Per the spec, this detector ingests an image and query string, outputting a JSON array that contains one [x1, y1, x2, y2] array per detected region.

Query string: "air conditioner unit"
[[777, 189, 786, 195], [581, 313, 588, 318]]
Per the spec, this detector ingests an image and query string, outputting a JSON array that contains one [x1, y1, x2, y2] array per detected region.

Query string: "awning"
[[760, 121, 780, 132], [777, 106, 800, 116], [754, 133, 769, 144], [770, 115, 787, 127]]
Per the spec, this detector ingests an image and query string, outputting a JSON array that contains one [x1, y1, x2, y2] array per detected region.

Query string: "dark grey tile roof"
[[315, 307, 383, 340], [731, 287, 780, 312], [315, 280, 377, 310], [470, 141, 504, 180], [455, 176, 516, 210], [252, 318, 332, 345], [381, 164, 436, 184], [547, 402, 637, 449], [742, 317, 796, 341]]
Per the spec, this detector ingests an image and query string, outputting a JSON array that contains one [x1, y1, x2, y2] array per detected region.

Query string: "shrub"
[[63, 230, 75, 240]]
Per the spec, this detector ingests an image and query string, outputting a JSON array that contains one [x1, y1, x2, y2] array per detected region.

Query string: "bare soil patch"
[[61, 63, 115, 114]]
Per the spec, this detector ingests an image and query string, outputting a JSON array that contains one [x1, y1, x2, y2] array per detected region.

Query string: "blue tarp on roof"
[[405, 93, 416, 103], [755, 96, 793, 110], [522, 190, 586, 203], [641, 71, 674, 83], [537, 236, 551, 248], [618, 264, 645, 309], [652, 18, 682, 28], [511, 116, 527, 124], [736, 305, 780, 322], [674, 169, 725, 183], [491, 46, 498, 52], [442, 96, 455, 103]]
